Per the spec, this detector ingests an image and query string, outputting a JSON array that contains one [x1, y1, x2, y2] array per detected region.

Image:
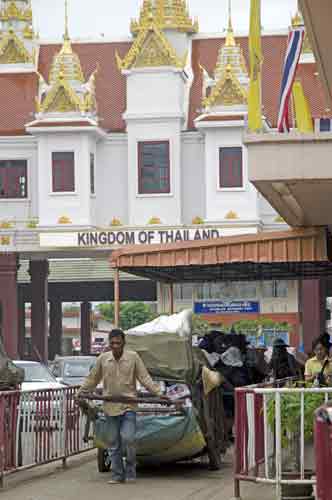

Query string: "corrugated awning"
[[110, 227, 332, 283]]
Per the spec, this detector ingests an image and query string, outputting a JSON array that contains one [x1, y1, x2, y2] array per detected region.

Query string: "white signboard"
[[40, 228, 219, 248], [39, 226, 258, 249]]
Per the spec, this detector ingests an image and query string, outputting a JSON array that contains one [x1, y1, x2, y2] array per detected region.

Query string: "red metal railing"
[[0, 387, 93, 487], [234, 382, 332, 500], [314, 404, 332, 500]]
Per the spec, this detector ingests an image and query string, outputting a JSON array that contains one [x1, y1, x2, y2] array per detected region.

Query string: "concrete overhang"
[[245, 132, 332, 227], [299, 0, 332, 106]]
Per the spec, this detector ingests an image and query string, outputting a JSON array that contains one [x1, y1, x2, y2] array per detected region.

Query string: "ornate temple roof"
[[0, 2, 329, 134], [130, 0, 198, 35], [36, 1, 97, 118], [201, 1, 248, 110], [116, 20, 186, 71], [0, 0, 35, 65]]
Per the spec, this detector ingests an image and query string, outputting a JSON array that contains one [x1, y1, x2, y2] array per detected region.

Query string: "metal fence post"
[[275, 391, 282, 500], [0, 395, 4, 489]]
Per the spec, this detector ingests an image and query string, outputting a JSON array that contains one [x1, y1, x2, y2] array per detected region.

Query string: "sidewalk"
[[3, 451, 276, 500]]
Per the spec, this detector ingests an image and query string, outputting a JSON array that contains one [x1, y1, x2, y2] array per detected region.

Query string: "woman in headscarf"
[[268, 338, 299, 381]]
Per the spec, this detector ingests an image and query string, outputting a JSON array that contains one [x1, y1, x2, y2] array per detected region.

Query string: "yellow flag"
[[292, 80, 314, 133], [248, 0, 263, 132]]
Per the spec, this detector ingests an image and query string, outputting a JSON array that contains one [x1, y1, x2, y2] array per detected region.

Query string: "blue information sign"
[[194, 300, 260, 315]]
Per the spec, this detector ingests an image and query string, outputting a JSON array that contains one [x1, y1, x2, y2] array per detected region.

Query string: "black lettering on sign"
[[108, 232, 116, 245], [159, 231, 166, 244], [116, 232, 125, 245], [165, 231, 174, 243], [78, 233, 88, 246], [126, 232, 135, 245], [175, 230, 183, 243], [202, 229, 211, 240], [138, 231, 148, 244], [211, 229, 220, 239], [90, 233, 98, 245], [194, 230, 202, 240], [147, 231, 155, 244], [184, 230, 190, 241], [99, 232, 107, 245]]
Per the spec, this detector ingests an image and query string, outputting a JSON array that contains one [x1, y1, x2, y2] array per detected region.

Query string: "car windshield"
[[17, 363, 56, 383], [63, 359, 96, 378]]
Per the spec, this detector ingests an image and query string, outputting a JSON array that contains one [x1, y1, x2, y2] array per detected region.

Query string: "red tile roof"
[[189, 35, 332, 128], [38, 42, 130, 132], [0, 35, 331, 136], [0, 73, 38, 135]]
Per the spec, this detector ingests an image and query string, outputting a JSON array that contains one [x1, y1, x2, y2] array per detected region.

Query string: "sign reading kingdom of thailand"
[[39, 228, 223, 248], [194, 301, 260, 315]]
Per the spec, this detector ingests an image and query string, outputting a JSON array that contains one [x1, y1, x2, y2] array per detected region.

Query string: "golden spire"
[[60, 0, 73, 55], [291, 1, 304, 27], [225, 0, 235, 47], [49, 0, 84, 84], [130, 0, 199, 35]]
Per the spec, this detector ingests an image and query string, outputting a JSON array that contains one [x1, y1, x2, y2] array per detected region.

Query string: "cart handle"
[[78, 393, 184, 407]]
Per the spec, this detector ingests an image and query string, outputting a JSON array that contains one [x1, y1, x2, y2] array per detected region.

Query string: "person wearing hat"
[[269, 338, 299, 381], [305, 334, 332, 386]]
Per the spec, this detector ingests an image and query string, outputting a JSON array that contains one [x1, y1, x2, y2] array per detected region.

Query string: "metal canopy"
[[110, 227, 332, 283]]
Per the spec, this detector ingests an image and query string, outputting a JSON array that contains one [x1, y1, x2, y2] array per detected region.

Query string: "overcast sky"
[[32, 0, 298, 40]]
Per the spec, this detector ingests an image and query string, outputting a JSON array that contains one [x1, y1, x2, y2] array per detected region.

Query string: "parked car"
[[49, 356, 97, 386], [13, 361, 65, 391]]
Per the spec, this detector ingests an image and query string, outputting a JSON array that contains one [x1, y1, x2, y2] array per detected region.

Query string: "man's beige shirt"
[[79, 350, 161, 416]]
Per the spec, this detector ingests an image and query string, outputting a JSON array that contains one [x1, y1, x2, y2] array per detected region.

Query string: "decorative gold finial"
[[59, 0, 73, 56], [64, 0, 69, 40], [291, 1, 304, 28], [225, 0, 235, 47]]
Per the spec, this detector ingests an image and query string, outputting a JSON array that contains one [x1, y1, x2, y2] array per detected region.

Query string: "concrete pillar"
[[49, 300, 63, 361], [29, 260, 49, 362], [114, 269, 120, 328], [0, 253, 19, 359], [301, 278, 327, 354], [18, 287, 26, 359], [80, 302, 91, 355]]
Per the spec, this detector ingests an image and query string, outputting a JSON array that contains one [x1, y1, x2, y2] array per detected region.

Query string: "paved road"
[[4, 451, 275, 500]]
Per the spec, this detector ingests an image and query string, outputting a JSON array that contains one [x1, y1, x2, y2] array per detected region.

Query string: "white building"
[[0, 0, 329, 359]]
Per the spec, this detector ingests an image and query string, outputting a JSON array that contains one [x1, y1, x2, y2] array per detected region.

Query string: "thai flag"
[[277, 27, 305, 132]]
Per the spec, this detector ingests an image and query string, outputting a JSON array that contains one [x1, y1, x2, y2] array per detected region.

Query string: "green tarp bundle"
[[95, 408, 206, 465]]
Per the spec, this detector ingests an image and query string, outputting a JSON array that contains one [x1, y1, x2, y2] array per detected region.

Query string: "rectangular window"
[[52, 152, 75, 192], [174, 284, 193, 301], [219, 147, 243, 188], [320, 119, 332, 132], [262, 280, 288, 298], [138, 141, 170, 194], [0, 160, 27, 199], [90, 153, 95, 195]]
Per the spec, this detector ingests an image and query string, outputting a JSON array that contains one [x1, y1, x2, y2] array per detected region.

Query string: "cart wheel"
[[97, 448, 111, 473]]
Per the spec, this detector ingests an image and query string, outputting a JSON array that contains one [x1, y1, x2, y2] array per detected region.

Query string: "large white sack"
[[127, 309, 192, 338]]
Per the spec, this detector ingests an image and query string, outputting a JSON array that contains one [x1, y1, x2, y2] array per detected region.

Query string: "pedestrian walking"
[[78, 328, 169, 484]]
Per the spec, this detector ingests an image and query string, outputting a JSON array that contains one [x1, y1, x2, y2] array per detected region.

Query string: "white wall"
[[126, 118, 183, 225], [95, 134, 128, 226], [181, 131, 205, 224], [125, 68, 187, 226], [203, 126, 259, 222], [0, 137, 38, 221], [37, 132, 95, 227], [126, 68, 185, 118]]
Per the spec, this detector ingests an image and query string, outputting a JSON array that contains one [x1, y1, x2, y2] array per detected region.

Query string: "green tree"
[[192, 314, 212, 335], [97, 303, 114, 322], [119, 303, 156, 330], [97, 302, 156, 330]]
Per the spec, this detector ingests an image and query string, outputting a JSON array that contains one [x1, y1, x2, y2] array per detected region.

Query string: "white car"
[[13, 361, 66, 391]]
